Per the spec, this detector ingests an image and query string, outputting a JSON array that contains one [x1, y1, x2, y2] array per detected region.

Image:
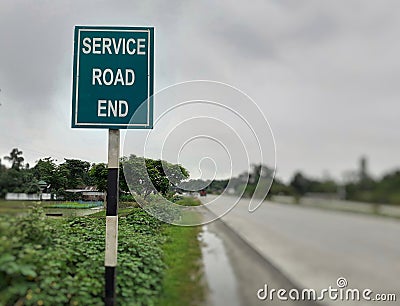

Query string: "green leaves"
[[89, 163, 108, 192], [0, 208, 167, 305], [121, 155, 189, 198]]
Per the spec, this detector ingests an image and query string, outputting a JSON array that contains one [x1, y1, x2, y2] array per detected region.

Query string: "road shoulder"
[[207, 218, 322, 306]]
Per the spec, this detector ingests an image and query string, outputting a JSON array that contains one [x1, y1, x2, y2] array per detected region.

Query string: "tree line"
[[193, 161, 400, 205], [2, 148, 399, 205], [0, 148, 189, 200]]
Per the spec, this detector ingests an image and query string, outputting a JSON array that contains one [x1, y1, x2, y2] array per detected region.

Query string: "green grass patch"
[[44, 202, 103, 209], [0, 200, 40, 216], [174, 197, 202, 207], [0, 200, 103, 215], [156, 202, 204, 306]]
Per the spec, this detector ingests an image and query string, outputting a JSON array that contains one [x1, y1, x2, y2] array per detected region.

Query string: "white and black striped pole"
[[105, 129, 120, 306]]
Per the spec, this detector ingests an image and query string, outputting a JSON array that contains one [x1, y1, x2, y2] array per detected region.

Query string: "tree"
[[33, 158, 56, 185], [178, 179, 213, 192], [209, 179, 229, 194], [24, 178, 41, 194], [59, 159, 91, 189], [33, 158, 70, 194], [250, 163, 273, 183], [290, 171, 312, 196], [0, 168, 25, 195], [121, 155, 189, 198], [4, 148, 24, 170], [269, 178, 293, 196], [89, 163, 108, 192], [119, 162, 129, 194]]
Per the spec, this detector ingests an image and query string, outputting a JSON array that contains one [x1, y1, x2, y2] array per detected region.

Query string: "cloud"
[[1, 0, 399, 182]]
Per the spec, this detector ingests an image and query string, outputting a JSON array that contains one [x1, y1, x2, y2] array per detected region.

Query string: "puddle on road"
[[200, 226, 241, 306]]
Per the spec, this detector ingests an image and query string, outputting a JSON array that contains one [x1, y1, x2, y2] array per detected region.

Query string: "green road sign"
[[71, 26, 154, 129]]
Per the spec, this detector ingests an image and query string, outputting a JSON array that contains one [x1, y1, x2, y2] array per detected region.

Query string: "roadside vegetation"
[[0, 148, 204, 305], [0, 199, 33, 215], [43, 202, 103, 209], [0, 198, 204, 305], [0, 148, 188, 202], [184, 159, 400, 205], [174, 197, 202, 207], [2, 147, 400, 206], [157, 212, 203, 306]]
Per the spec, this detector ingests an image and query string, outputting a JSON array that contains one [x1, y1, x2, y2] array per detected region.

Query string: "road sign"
[[72, 26, 154, 129]]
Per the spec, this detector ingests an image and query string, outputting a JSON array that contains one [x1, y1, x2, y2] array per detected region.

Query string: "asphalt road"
[[202, 195, 400, 306]]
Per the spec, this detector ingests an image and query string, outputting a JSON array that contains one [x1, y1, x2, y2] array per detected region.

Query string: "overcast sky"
[[0, 0, 399, 182]]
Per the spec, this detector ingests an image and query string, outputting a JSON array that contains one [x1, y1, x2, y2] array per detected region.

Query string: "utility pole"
[[104, 129, 120, 306]]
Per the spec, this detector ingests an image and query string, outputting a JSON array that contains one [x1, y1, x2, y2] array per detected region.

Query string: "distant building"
[[5, 193, 53, 201], [65, 187, 105, 201]]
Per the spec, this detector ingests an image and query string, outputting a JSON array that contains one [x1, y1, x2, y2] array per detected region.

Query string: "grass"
[[89, 207, 135, 217], [175, 197, 202, 206], [0, 200, 105, 217], [156, 207, 204, 306], [44, 201, 103, 209], [0, 200, 101, 211], [0, 200, 42, 215]]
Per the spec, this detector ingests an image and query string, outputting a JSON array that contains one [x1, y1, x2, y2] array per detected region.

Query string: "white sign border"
[[73, 28, 152, 127]]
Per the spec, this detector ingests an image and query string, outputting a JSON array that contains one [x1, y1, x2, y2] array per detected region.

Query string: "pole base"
[[105, 266, 116, 306]]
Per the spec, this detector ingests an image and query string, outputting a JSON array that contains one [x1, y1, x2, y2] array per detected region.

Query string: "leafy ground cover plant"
[[0, 197, 204, 306], [0, 208, 165, 305]]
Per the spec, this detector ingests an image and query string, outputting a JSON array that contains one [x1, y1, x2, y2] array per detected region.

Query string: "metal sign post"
[[71, 25, 154, 306], [105, 129, 119, 306]]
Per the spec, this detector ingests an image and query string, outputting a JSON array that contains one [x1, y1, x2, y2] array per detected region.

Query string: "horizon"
[[1, 147, 396, 184]]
